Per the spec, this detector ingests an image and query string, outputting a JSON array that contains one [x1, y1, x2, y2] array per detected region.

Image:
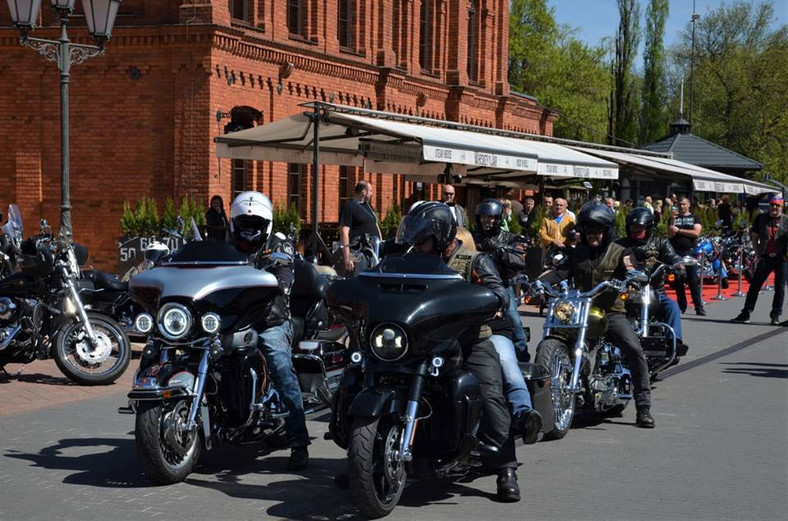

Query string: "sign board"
[[117, 236, 184, 278], [422, 145, 538, 172]]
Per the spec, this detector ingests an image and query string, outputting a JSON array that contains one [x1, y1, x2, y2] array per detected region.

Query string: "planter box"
[[117, 235, 185, 277]]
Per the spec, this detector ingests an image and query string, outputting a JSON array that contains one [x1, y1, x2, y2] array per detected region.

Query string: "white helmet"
[[230, 191, 274, 251]]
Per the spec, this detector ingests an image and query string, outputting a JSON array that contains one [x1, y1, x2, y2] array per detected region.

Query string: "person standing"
[[338, 181, 381, 275], [731, 195, 788, 325], [669, 197, 706, 316], [717, 195, 733, 229], [205, 195, 229, 241], [517, 197, 537, 236], [442, 184, 468, 227], [538, 197, 575, 249]]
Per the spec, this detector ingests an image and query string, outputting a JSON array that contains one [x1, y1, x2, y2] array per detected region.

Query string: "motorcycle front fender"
[[347, 386, 405, 418], [128, 361, 195, 402]]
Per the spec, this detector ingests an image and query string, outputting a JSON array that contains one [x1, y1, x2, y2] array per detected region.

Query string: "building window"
[[288, 0, 305, 37], [339, 166, 353, 208], [288, 163, 305, 215], [232, 159, 246, 198], [419, 0, 433, 72], [338, 0, 355, 50], [467, 0, 478, 81], [393, 0, 406, 68], [230, 0, 250, 22]]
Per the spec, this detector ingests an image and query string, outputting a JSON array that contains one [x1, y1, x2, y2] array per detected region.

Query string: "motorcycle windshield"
[[327, 253, 499, 350], [2, 204, 23, 242], [165, 241, 248, 265]]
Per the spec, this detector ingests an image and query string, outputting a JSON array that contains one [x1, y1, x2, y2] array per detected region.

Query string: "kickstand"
[[0, 366, 9, 379], [14, 364, 26, 379]]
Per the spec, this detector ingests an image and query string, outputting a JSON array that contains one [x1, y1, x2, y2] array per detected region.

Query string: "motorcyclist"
[[616, 207, 689, 356], [542, 201, 655, 428], [229, 191, 310, 471], [396, 201, 522, 502], [472, 199, 531, 362]]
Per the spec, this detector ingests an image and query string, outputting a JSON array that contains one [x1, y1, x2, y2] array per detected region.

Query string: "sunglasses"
[[444, 192, 455, 196], [769, 203, 782, 208]]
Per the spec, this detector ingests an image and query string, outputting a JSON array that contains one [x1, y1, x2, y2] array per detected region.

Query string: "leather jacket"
[[615, 236, 682, 293], [245, 232, 295, 328], [472, 229, 528, 286]]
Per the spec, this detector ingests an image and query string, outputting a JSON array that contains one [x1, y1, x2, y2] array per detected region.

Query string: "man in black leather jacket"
[[398, 201, 522, 502], [472, 198, 531, 362], [615, 207, 688, 354], [542, 201, 655, 428], [229, 191, 310, 471]]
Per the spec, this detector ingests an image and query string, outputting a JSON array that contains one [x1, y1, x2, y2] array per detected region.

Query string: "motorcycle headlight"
[[553, 300, 577, 324], [134, 313, 154, 334], [201, 312, 221, 334], [157, 303, 192, 340], [369, 323, 408, 361]]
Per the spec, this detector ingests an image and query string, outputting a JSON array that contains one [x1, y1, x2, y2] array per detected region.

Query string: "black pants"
[[742, 256, 787, 318], [606, 313, 651, 409], [462, 338, 517, 470], [672, 263, 704, 312]]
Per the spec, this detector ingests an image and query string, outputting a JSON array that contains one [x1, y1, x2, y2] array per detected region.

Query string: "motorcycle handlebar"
[[529, 277, 628, 300]]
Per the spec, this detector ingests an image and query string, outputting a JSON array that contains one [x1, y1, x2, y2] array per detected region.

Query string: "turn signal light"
[[668, 274, 676, 282]]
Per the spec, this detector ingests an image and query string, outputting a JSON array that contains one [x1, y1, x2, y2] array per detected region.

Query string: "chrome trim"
[[157, 303, 193, 341], [358, 272, 462, 280]]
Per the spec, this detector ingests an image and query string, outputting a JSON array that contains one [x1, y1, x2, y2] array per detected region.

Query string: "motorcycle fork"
[[63, 274, 99, 346], [398, 362, 428, 463], [186, 349, 211, 433], [569, 302, 591, 394]]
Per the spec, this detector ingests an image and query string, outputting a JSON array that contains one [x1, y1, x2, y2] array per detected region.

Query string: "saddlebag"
[[520, 362, 554, 432]]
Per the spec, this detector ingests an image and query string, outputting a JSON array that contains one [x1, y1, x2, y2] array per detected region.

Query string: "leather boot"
[[287, 446, 309, 471], [514, 409, 543, 445], [636, 407, 655, 429], [496, 468, 520, 502]]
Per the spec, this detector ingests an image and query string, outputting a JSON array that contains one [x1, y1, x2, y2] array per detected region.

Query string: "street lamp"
[[5, 0, 121, 244]]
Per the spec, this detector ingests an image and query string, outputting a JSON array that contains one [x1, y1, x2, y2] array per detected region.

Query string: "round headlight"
[[134, 313, 154, 334], [369, 323, 408, 361], [554, 300, 576, 324], [201, 312, 221, 334], [157, 303, 192, 340]]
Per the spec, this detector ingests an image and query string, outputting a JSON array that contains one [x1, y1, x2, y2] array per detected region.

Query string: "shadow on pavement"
[[720, 362, 788, 379], [0, 371, 78, 386]]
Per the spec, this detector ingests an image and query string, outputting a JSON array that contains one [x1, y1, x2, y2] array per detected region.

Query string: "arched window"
[[467, 0, 478, 81], [338, 0, 355, 51], [419, 0, 433, 72]]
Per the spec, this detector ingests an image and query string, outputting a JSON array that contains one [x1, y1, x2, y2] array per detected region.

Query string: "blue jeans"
[[658, 293, 683, 342], [258, 321, 310, 448], [489, 334, 533, 417], [506, 287, 529, 362]]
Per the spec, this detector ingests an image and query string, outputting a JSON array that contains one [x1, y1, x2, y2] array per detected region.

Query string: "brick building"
[[0, 0, 554, 271]]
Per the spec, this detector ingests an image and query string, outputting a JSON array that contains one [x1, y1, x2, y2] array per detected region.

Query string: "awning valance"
[[215, 103, 618, 184]]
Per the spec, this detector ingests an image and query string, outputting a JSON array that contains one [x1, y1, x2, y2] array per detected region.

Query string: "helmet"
[[577, 201, 615, 246], [475, 198, 504, 236], [396, 201, 457, 252], [626, 207, 656, 242], [230, 191, 274, 251], [768, 194, 784, 207]]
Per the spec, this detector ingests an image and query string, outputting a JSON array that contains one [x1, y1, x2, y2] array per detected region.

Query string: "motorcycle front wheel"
[[54, 312, 131, 385], [535, 338, 575, 440], [135, 400, 202, 485], [348, 414, 406, 519]]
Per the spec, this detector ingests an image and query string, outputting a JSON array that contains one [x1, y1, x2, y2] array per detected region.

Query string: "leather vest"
[[572, 242, 627, 313], [447, 244, 492, 340]]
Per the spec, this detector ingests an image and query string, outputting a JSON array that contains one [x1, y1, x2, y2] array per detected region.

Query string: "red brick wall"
[[0, 0, 553, 271]]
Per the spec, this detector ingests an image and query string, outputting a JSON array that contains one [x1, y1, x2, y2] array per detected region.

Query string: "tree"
[[610, 0, 642, 146], [669, 1, 788, 182], [640, 0, 669, 144]]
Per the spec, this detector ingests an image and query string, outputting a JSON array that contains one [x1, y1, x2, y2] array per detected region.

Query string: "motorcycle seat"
[[86, 270, 129, 292], [292, 259, 329, 301]]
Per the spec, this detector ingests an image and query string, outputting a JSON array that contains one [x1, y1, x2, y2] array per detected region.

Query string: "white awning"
[[215, 103, 618, 184], [574, 148, 773, 195]]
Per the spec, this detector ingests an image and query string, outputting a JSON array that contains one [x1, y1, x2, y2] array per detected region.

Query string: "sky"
[[547, 0, 788, 69]]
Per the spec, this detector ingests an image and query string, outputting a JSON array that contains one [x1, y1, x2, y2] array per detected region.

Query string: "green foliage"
[[507, 214, 523, 235], [611, 0, 642, 146], [640, 0, 670, 144], [614, 206, 631, 238], [134, 197, 159, 237], [529, 205, 547, 242], [161, 197, 177, 232], [380, 204, 402, 239], [120, 201, 135, 237], [272, 203, 302, 239], [655, 206, 672, 237]]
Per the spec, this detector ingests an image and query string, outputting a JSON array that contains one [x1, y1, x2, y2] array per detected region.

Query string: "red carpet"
[[664, 273, 776, 305]]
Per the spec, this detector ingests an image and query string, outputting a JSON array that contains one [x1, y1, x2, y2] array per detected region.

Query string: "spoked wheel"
[[54, 312, 131, 385], [135, 400, 201, 484], [535, 338, 575, 440], [348, 414, 406, 519]]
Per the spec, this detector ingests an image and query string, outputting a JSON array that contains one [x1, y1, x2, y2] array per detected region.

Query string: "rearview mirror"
[[680, 255, 699, 266], [626, 269, 649, 284]]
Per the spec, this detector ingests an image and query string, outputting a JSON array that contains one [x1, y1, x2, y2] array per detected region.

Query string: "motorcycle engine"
[[590, 340, 631, 410], [0, 297, 17, 322]]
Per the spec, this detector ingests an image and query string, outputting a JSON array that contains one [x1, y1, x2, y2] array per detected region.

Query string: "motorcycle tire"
[[54, 312, 131, 385], [535, 338, 575, 440], [348, 414, 406, 519], [135, 400, 201, 485]]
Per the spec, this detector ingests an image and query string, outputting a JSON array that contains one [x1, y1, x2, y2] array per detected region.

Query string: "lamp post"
[[5, 0, 121, 244], [689, 1, 700, 127]]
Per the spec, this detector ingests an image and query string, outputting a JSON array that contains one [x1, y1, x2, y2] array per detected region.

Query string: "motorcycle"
[[126, 240, 340, 484], [531, 271, 648, 440], [719, 228, 755, 283], [695, 235, 729, 287], [0, 205, 23, 279], [325, 252, 506, 519], [0, 208, 131, 385]]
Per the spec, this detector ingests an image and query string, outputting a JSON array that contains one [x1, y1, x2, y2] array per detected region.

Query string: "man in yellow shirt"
[[539, 197, 576, 249]]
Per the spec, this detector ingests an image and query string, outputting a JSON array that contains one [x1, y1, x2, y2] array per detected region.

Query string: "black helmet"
[[577, 201, 615, 246], [626, 207, 655, 241], [396, 201, 457, 252], [475, 198, 504, 236]]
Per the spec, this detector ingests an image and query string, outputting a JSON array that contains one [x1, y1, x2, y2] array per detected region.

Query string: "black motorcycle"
[[0, 210, 131, 385], [126, 241, 338, 484], [326, 253, 501, 519]]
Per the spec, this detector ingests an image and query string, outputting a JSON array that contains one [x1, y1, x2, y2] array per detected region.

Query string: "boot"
[[636, 407, 655, 429], [496, 468, 520, 502], [287, 446, 309, 471], [514, 409, 543, 445]]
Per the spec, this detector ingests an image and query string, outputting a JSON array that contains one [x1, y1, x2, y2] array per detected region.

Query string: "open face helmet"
[[626, 207, 656, 242], [577, 201, 615, 247]]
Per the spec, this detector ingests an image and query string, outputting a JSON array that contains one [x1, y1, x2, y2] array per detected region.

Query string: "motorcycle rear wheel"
[[135, 400, 201, 485], [535, 338, 575, 440], [348, 414, 406, 519], [54, 312, 131, 385]]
